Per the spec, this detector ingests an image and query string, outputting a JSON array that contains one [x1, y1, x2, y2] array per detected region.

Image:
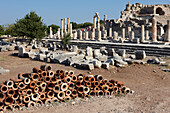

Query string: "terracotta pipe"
[[64, 70, 69, 76], [31, 93, 40, 101], [57, 91, 65, 100], [40, 82, 47, 90], [32, 73, 40, 81], [51, 97, 59, 103], [23, 96, 30, 103], [97, 90, 104, 96], [89, 77, 95, 83], [53, 85, 60, 93], [61, 83, 68, 91], [77, 85, 84, 94], [85, 82, 91, 87], [56, 69, 64, 75], [36, 81, 42, 87], [41, 71, 47, 77], [56, 79, 62, 85], [13, 104, 20, 110], [68, 82, 74, 90], [27, 101, 36, 107], [44, 98, 52, 104], [0, 93, 6, 102], [39, 93, 46, 100], [48, 71, 54, 78], [6, 80, 14, 88], [29, 81, 36, 89], [89, 91, 96, 96], [113, 86, 118, 92], [71, 89, 78, 97], [94, 81, 99, 87], [18, 73, 30, 79], [0, 84, 8, 93], [23, 78, 31, 85], [7, 89, 15, 97], [10, 78, 22, 83], [83, 87, 90, 94], [121, 86, 126, 91], [45, 76, 51, 83], [51, 77, 57, 84], [84, 76, 89, 82], [64, 76, 72, 83], [12, 83, 18, 90], [0, 101, 3, 109], [69, 70, 74, 75], [4, 97, 13, 105], [18, 82, 26, 89], [47, 83, 55, 90], [77, 76, 84, 83], [101, 84, 109, 91], [36, 100, 43, 105], [47, 91, 54, 98], [26, 89, 32, 96], [70, 75, 77, 82], [75, 81, 81, 87], [33, 87, 39, 93], [78, 73, 85, 77], [95, 75, 104, 81], [4, 105, 13, 111], [94, 87, 100, 91], [66, 90, 71, 96], [64, 96, 71, 101], [33, 67, 42, 74], [59, 74, 65, 80], [109, 79, 118, 85], [125, 88, 130, 94], [104, 91, 110, 96], [117, 81, 124, 87], [40, 65, 52, 71]]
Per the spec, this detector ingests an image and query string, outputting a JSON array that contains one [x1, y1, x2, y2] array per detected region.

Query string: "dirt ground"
[[0, 51, 170, 113]]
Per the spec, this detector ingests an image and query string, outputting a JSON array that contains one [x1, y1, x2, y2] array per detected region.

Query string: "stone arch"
[[156, 7, 165, 15]]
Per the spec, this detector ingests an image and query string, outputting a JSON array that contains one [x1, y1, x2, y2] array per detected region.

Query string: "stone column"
[[130, 31, 134, 41], [70, 23, 72, 38], [67, 18, 70, 33], [61, 19, 64, 38], [160, 26, 164, 36], [91, 30, 95, 40], [113, 31, 118, 40], [93, 17, 96, 29], [57, 28, 60, 40], [152, 18, 157, 42], [64, 18, 67, 33], [128, 27, 131, 39], [166, 20, 170, 42], [145, 30, 149, 40], [85, 31, 89, 40], [109, 28, 112, 37], [97, 17, 100, 31], [50, 27, 53, 38], [73, 31, 77, 40], [98, 31, 101, 41], [141, 25, 145, 42], [104, 15, 107, 28], [79, 31, 82, 40], [122, 28, 125, 41]]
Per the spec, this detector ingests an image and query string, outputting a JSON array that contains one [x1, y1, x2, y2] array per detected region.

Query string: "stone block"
[[94, 60, 102, 68], [135, 50, 146, 60]]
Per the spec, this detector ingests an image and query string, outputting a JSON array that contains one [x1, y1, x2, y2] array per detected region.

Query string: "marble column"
[[93, 17, 96, 29], [109, 28, 112, 37], [57, 28, 60, 40], [104, 15, 107, 28], [141, 25, 145, 42], [98, 31, 101, 41], [73, 31, 77, 40], [166, 20, 170, 42], [128, 27, 131, 39], [97, 17, 100, 31], [61, 19, 64, 38], [64, 18, 67, 33], [70, 23, 72, 38], [160, 26, 164, 36], [91, 30, 95, 40], [79, 31, 82, 40], [67, 18, 70, 33], [152, 18, 157, 42], [130, 31, 134, 41], [145, 30, 150, 40], [113, 31, 118, 40], [122, 28, 125, 41], [85, 31, 89, 40], [50, 27, 53, 38]]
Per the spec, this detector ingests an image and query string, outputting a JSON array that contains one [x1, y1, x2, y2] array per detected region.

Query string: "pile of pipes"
[[0, 65, 131, 111]]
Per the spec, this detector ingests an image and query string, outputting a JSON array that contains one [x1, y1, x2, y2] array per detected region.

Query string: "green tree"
[[0, 25, 5, 37], [71, 22, 78, 29], [82, 22, 93, 28], [100, 20, 104, 25], [14, 11, 47, 41], [61, 33, 71, 49], [47, 24, 60, 34], [5, 24, 17, 36]]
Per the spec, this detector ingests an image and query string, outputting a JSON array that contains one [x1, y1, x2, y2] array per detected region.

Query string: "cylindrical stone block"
[[109, 28, 112, 37], [152, 18, 157, 42]]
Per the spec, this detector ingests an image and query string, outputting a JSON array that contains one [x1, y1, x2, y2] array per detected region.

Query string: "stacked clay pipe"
[[0, 65, 131, 111]]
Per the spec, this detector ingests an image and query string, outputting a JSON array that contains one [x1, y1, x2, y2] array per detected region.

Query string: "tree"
[[100, 20, 104, 25], [71, 22, 93, 29], [61, 33, 71, 50], [5, 24, 17, 36], [47, 24, 60, 34], [71, 22, 78, 29], [14, 11, 47, 41], [82, 22, 93, 28], [0, 25, 5, 37]]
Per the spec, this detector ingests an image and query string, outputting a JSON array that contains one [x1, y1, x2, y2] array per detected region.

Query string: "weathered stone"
[[94, 60, 102, 68], [135, 50, 146, 60], [117, 49, 126, 57], [93, 49, 102, 58], [72, 45, 78, 53], [102, 62, 110, 70], [36, 54, 46, 61], [81, 63, 94, 71], [0, 68, 10, 74], [85, 47, 93, 58], [18, 46, 26, 57], [96, 55, 108, 62], [100, 47, 108, 55], [0, 46, 7, 52]]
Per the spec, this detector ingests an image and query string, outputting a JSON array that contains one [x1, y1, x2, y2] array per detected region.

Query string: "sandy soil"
[[0, 51, 170, 113]]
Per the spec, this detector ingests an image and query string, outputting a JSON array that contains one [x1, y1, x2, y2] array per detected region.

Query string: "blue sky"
[[0, 0, 170, 26]]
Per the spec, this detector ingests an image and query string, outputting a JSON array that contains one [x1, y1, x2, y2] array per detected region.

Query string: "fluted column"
[[61, 19, 64, 38], [67, 18, 70, 33], [152, 18, 157, 42], [109, 28, 112, 37], [64, 18, 67, 33], [141, 25, 145, 42]]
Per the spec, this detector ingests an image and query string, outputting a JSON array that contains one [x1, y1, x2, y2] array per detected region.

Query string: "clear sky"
[[0, 0, 170, 26]]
